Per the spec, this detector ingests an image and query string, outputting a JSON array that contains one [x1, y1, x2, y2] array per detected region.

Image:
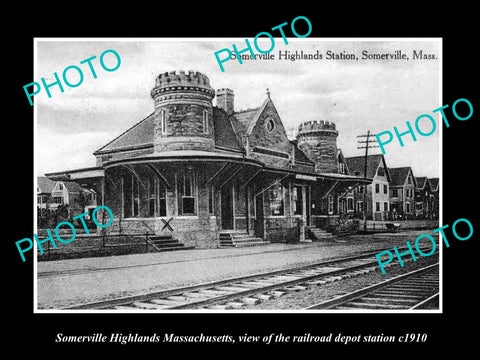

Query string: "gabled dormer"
[[344, 154, 390, 182], [389, 167, 416, 188], [230, 91, 313, 172], [405, 168, 417, 188], [375, 156, 391, 183]]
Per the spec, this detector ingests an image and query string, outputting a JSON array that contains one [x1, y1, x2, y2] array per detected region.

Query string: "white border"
[[33, 37, 443, 314]]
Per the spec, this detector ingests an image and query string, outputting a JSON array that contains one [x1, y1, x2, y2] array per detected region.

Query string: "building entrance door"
[[221, 185, 234, 230], [254, 193, 264, 239], [305, 186, 311, 227]]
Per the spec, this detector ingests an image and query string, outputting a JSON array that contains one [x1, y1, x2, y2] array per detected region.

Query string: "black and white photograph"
[[34, 38, 441, 313], [7, 7, 478, 354]]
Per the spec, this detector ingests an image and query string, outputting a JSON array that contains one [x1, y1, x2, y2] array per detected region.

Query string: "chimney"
[[216, 88, 234, 114]]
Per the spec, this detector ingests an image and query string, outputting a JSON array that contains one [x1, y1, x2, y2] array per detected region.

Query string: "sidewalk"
[[36, 230, 429, 309]]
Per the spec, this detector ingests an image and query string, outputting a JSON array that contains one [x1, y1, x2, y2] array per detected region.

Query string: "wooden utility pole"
[[357, 130, 379, 232]]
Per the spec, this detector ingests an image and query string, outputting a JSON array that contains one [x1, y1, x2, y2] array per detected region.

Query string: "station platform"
[[36, 230, 431, 310]]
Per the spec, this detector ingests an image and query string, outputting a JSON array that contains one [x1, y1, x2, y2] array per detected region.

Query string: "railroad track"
[[63, 246, 435, 311], [305, 263, 439, 310]]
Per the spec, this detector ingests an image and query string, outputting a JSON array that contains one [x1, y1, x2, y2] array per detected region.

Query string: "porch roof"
[[262, 167, 372, 183], [101, 150, 263, 169], [45, 166, 104, 182]]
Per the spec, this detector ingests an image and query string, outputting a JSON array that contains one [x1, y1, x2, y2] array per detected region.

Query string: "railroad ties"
[[64, 246, 437, 311], [305, 263, 439, 311], [107, 258, 381, 310]]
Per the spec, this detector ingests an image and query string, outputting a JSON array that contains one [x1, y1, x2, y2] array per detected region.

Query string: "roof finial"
[[266, 88, 271, 98]]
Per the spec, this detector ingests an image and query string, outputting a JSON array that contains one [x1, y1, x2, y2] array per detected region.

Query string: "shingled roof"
[[37, 176, 56, 194], [389, 167, 415, 187], [230, 99, 269, 138], [290, 139, 315, 165], [213, 107, 244, 152], [92, 96, 313, 167], [94, 109, 245, 155], [61, 181, 85, 193], [94, 113, 155, 154], [344, 154, 387, 179], [416, 176, 428, 189], [429, 177, 439, 191]]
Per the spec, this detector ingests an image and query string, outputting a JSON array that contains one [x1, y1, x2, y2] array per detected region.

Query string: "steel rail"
[[62, 245, 436, 310], [305, 262, 439, 310]]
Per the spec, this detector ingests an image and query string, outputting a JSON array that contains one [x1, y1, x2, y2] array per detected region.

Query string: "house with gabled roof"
[[37, 176, 56, 209], [389, 167, 416, 219], [428, 177, 439, 219], [344, 154, 391, 221], [415, 176, 434, 219], [45, 70, 369, 248], [37, 176, 97, 219], [49, 180, 97, 216]]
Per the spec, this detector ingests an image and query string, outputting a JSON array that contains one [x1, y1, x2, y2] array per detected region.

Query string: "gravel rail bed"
[[244, 256, 440, 310]]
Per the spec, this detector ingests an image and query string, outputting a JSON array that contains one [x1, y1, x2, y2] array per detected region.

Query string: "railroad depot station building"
[[45, 70, 372, 248]]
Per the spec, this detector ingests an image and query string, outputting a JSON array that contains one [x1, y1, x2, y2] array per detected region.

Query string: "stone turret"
[[151, 70, 216, 152], [296, 120, 339, 173]]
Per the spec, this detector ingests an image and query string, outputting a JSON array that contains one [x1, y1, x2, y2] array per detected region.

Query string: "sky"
[[35, 38, 441, 178]]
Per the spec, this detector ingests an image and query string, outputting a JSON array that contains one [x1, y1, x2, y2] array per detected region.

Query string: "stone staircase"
[[146, 235, 194, 252], [219, 231, 267, 248], [306, 227, 335, 241]]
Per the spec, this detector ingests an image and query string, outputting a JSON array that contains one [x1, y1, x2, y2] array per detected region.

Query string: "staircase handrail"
[[145, 233, 161, 251]]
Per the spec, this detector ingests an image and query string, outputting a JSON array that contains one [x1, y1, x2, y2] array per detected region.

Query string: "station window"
[[292, 185, 303, 215], [158, 181, 167, 217], [269, 184, 284, 216], [178, 172, 196, 215], [208, 184, 215, 214], [148, 178, 155, 217], [122, 174, 140, 218], [132, 175, 140, 217], [266, 118, 275, 132]]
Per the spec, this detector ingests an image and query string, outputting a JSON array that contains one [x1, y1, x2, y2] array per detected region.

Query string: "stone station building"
[[46, 70, 369, 248]]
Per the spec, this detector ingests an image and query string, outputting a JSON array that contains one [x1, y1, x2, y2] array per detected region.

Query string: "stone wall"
[[154, 103, 214, 152], [151, 71, 216, 153], [249, 100, 293, 158]]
